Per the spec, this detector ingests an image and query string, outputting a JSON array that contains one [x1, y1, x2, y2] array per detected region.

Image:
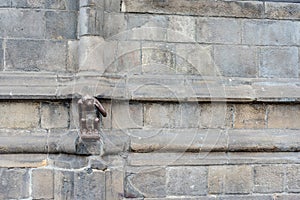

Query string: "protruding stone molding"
[[122, 0, 300, 20], [1, 72, 300, 102]]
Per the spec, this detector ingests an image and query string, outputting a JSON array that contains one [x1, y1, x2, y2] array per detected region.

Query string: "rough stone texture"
[[79, 7, 103, 36], [0, 39, 3, 71], [46, 11, 77, 39], [286, 165, 300, 192], [0, 168, 29, 199], [0, 154, 48, 168], [0, 9, 45, 39], [196, 18, 241, 44], [208, 165, 253, 194], [41, 102, 69, 129], [105, 167, 124, 199], [103, 13, 127, 39], [242, 20, 299, 45], [265, 2, 300, 20], [268, 105, 300, 129], [54, 170, 75, 199], [167, 15, 195, 42], [166, 167, 207, 196], [214, 45, 258, 77], [260, 47, 298, 78], [74, 170, 105, 200], [274, 194, 300, 200], [5, 40, 67, 72], [234, 104, 266, 129], [67, 40, 79, 72], [122, 0, 264, 18], [127, 14, 169, 41], [254, 165, 284, 193], [200, 103, 232, 128], [125, 167, 166, 198], [0, 102, 39, 129], [32, 169, 54, 199], [11, 0, 78, 10], [111, 101, 143, 129]]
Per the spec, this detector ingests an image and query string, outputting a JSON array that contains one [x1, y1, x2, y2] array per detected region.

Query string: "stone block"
[[48, 154, 88, 169], [220, 195, 272, 200], [208, 165, 253, 194], [196, 18, 241, 44], [0, 102, 39, 129], [0, 154, 48, 168], [0, 39, 3, 71], [122, 0, 264, 19], [54, 170, 75, 199], [5, 39, 67, 72], [103, 13, 127, 39], [214, 45, 258, 77], [142, 42, 176, 74], [234, 104, 266, 129], [144, 103, 178, 128], [41, 102, 69, 129], [125, 167, 166, 198], [200, 103, 232, 129], [112, 101, 143, 129], [80, 0, 104, 8], [45, 0, 79, 10], [105, 168, 124, 199], [105, 0, 120, 12], [106, 41, 141, 74], [260, 47, 298, 78], [0, 168, 29, 199], [167, 15, 196, 42], [268, 104, 300, 129], [67, 40, 79, 72], [0, 9, 45, 39], [100, 100, 111, 129], [0, 1, 11, 7], [254, 165, 284, 193], [46, 11, 77, 39], [175, 44, 215, 76], [166, 166, 207, 196], [243, 19, 299, 45], [274, 194, 300, 200], [12, 0, 44, 8], [286, 165, 300, 192], [32, 169, 54, 199], [265, 2, 300, 20], [74, 170, 105, 200], [79, 7, 103, 36], [127, 14, 168, 41]]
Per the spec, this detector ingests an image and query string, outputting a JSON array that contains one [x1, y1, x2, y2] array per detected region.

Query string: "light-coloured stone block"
[[41, 102, 69, 129], [32, 169, 54, 199], [234, 104, 266, 129], [268, 104, 300, 129]]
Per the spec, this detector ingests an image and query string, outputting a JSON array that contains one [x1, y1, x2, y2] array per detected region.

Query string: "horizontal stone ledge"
[[127, 152, 300, 166], [122, 0, 300, 20], [1, 72, 300, 102], [126, 129, 300, 153], [0, 153, 89, 169]]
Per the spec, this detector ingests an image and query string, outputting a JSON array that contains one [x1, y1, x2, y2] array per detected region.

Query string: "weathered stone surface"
[[46, 11, 77, 39], [79, 7, 103, 36], [127, 14, 168, 41], [175, 44, 215, 76], [196, 18, 241, 44], [125, 167, 166, 198], [6, 40, 67, 72], [167, 15, 195, 42], [286, 165, 300, 192], [32, 168, 54, 199], [102, 130, 130, 155], [41, 102, 69, 129], [200, 103, 232, 128], [105, 168, 124, 199], [220, 195, 272, 200], [234, 104, 266, 128], [214, 45, 258, 77], [112, 101, 143, 129], [166, 166, 207, 196], [260, 47, 298, 78], [54, 170, 75, 199], [67, 40, 79, 72], [274, 194, 300, 200], [0, 168, 29, 199], [254, 165, 284, 193], [268, 104, 300, 129], [0, 9, 45, 38], [74, 170, 105, 200], [0, 102, 39, 129], [0, 1, 11, 7], [48, 154, 88, 169], [0, 39, 4, 71], [122, 0, 264, 18], [243, 19, 299, 45], [103, 13, 127, 39], [105, 0, 120, 12], [265, 2, 300, 20], [208, 165, 253, 194], [0, 154, 48, 168], [11, 0, 78, 10]]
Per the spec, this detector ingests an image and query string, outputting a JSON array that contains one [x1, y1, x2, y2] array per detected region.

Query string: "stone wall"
[[0, 0, 300, 199]]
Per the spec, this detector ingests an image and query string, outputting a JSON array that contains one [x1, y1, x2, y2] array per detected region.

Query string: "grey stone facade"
[[0, 0, 300, 199]]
